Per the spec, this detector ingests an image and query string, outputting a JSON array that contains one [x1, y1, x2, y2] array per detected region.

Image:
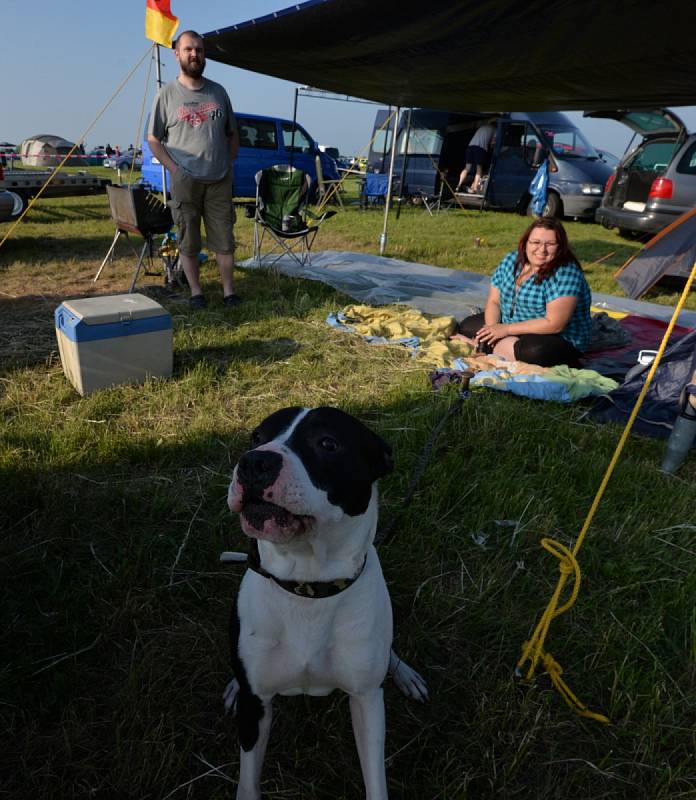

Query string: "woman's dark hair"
[[515, 217, 581, 282]]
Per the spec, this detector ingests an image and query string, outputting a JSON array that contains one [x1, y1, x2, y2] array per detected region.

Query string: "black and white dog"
[[222, 406, 428, 800]]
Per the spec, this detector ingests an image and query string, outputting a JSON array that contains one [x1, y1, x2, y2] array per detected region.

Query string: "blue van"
[[142, 112, 339, 199], [367, 109, 612, 219]]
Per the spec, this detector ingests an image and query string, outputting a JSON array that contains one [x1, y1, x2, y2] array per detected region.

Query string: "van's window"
[[372, 129, 393, 155], [281, 124, 313, 154], [676, 140, 696, 175], [539, 125, 598, 159], [497, 123, 542, 166], [629, 140, 676, 173], [398, 128, 443, 156], [237, 118, 277, 150]]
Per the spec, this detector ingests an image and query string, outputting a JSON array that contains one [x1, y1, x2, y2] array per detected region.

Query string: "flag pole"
[[154, 43, 168, 204]]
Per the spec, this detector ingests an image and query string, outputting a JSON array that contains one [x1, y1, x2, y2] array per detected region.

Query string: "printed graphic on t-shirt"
[[177, 101, 224, 128]]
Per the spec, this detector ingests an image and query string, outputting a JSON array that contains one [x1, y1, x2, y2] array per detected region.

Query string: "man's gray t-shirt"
[[148, 78, 236, 182]]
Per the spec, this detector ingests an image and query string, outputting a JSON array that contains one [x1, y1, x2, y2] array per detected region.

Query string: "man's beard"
[[180, 58, 205, 79]]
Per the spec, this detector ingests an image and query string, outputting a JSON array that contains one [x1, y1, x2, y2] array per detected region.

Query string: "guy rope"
[[516, 258, 696, 723]]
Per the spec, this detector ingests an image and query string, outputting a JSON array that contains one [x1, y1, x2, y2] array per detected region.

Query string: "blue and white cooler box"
[[55, 294, 173, 396]]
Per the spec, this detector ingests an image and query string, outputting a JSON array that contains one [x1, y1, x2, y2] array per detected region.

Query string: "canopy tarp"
[[203, 0, 696, 111]]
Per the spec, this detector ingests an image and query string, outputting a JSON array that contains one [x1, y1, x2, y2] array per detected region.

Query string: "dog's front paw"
[[223, 678, 240, 715], [389, 652, 429, 702]]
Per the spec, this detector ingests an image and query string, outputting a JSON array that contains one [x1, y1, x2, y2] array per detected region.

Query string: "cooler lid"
[[61, 294, 167, 325]]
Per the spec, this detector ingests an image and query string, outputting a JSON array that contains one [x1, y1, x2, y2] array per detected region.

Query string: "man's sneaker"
[[223, 293, 242, 307], [189, 294, 208, 309]]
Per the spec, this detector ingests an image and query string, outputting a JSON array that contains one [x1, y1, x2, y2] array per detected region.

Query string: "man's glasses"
[[528, 240, 559, 250]]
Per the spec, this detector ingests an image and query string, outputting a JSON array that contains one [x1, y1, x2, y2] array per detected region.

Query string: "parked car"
[[105, 151, 143, 170], [141, 111, 339, 198], [368, 109, 612, 219], [86, 146, 107, 166], [588, 109, 695, 236]]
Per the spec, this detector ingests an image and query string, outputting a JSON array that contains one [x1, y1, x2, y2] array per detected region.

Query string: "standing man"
[[147, 30, 240, 309], [455, 121, 496, 195]]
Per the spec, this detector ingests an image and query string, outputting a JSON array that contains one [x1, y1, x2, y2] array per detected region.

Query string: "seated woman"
[[457, 218, 591, 367]]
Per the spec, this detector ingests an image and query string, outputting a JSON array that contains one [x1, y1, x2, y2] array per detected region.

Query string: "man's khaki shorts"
[[169, 170, 236, 257]]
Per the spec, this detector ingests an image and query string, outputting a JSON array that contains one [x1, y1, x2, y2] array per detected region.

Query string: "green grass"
[[1, 194, 695, 799]]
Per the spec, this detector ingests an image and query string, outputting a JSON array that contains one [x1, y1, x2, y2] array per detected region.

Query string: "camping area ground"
[[1, 181, 695, 799]]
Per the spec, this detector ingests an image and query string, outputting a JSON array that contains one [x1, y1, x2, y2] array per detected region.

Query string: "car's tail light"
[[648, 177, 673, 199], [604, 173, 615, 194], [0, 163, 4, 181]]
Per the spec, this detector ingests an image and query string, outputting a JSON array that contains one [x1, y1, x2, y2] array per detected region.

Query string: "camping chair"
[[94, 184, 179, 292], [314, 155, 344, 208], [253, 165, 335, 268]]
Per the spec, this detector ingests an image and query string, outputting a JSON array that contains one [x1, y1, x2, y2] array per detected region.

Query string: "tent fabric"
[[588, 330, 696, 440], [615, 208, 696, 299], [20, 135, 80, 167], [203, 1, 696, 111]]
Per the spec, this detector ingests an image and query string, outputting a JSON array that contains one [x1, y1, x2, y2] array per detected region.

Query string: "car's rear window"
[[627, 140, 676, 173]]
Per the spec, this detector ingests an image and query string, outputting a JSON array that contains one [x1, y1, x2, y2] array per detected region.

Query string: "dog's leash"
[[375, 371, 474, 547]]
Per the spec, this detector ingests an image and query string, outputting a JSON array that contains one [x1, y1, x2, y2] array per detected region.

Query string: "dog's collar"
[[247, 539, 366, 598]]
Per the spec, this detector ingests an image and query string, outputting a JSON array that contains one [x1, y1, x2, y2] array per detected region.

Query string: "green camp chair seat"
[[253, 165, 335, 268]]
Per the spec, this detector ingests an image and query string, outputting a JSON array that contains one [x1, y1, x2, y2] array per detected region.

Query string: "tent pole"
[[379, 106, 400, 255], [396, 108, 412, 220], [290, 87, 299, 171], [154, 44, 168, 205]]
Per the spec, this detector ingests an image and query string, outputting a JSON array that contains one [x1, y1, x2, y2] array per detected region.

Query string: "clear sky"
[[5, 0, 696, 160]]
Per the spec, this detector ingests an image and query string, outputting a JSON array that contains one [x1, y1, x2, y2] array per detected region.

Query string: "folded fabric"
[[329, 303, 619, 402], [328, 305, 475, 367]]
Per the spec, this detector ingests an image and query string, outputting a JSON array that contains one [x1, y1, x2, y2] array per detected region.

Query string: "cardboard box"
[[55, 294, 172, 396]]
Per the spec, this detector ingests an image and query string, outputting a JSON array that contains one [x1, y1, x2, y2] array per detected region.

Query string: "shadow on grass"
[[2, 385, 696, 799]]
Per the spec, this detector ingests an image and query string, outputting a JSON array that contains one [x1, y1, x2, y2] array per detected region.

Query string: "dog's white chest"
[[237, 552, 392, 698]]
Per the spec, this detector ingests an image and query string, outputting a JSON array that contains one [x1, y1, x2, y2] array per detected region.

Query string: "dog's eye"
[[250, 431, 263, 448], [320, 436, 339, 452]]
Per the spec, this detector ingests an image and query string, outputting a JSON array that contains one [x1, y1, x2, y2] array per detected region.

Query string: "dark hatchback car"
[[588, 109, 696, 236]]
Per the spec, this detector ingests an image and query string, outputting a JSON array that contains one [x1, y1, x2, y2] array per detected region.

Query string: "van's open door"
[[487, 119, 541, 210]]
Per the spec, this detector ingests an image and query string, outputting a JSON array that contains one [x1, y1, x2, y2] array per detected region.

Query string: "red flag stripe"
[[146, 0, 177, 22]]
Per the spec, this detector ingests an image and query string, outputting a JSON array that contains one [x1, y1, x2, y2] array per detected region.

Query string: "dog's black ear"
[[372, 434, 394, 480]]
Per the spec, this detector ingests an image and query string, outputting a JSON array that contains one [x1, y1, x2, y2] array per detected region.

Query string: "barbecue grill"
[[94, 184, 177, 292]]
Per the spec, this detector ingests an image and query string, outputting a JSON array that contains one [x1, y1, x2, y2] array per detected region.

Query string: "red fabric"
[[146, 0, 176, 21], [582, 314, 693, 377]]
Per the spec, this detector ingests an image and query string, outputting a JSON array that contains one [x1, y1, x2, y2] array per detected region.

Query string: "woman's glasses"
[[528, 240, 559, 250]]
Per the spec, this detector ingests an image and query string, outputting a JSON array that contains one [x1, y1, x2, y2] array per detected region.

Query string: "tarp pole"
[[396, 108, 412, 220], [290, 87, 298, 171], [379, 106, 400, 255], [155, 45, 168, 205]]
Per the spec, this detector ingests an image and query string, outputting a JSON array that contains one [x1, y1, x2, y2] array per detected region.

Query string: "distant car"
[[86, 146, 107, 166], [105, 151, 143, 170], [595, 148, 620, 169], [588, 109, 696, 236]]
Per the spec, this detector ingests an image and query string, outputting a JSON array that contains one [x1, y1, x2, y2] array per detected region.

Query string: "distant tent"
[[615, 208, 696, 299], [20, 134, 82, 168]]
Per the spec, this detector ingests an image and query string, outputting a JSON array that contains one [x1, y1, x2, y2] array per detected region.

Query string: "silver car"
[[589, 109, 696, 236]]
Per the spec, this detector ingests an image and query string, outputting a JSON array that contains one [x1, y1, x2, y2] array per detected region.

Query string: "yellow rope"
[[0, 44, 154, 253], [517, 258, 696, 723]]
